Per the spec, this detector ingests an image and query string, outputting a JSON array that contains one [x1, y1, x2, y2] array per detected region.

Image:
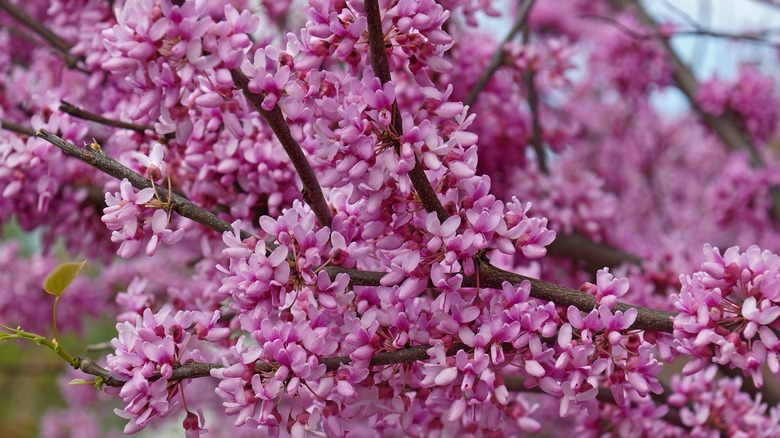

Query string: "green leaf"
[[43, 260, 87, 296]]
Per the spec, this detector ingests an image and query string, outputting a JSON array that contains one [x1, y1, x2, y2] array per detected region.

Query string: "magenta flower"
[[102, 179, 156, 258], [673, 245, 780, 387]]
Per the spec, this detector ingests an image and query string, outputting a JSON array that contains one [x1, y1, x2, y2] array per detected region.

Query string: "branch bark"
[[0, 118, 35, 136], [78, 348, 706, 434], [36, 129, 254, 241]]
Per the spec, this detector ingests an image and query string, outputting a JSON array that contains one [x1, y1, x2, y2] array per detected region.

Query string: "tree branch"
[[59, 101, 156, 134], [464, 0, 536, 108], [78, 348, 709, 434], [230, 69, 333, 228], [581, 13, 780, 50], [0, 118, 35, 136], [364, 0, 449, 223], [547, 232, 643, 271], [35, 129, 254, 241], [0, 0, 83, 69], [522, 24, 548, 174], [473, 262, 675, 333], [608, 0, 780, 224], [365, 0, 651, 275]]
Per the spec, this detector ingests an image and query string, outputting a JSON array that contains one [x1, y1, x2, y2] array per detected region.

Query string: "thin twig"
[[605, 1, 759, 162], [612, 0, 780, 234], [3, 116, 644, 271], [0, 118, 35, 136], [464, 0, 536, 108], [0, 0, 83, 69], [230, 69, 333, 228], [581, 13, 780, 49], [522, 26, 548, 174], [59, 101, 156, 134]]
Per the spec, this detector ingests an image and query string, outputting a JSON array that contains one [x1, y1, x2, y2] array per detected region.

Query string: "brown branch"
[[365, 0, 448, 222], [612, 0, 780, 223], [230, 69, 333, 228], [80, 346, 713, 434], [525, 70, 547, 173], [79, 343, 469, 388], [35, 129, 254, 241], [464, 0, 536, 108], [0, 0, 82, 69], [59, 101, 156, 134], [473, 263, 675, 333], [325, 262, 675, 332], [547, 232, 643, 271], [0, 118, 35, 136], [522, 25, 548, 174], [605, 1, 761, 165], [364, 0, 648, 276]]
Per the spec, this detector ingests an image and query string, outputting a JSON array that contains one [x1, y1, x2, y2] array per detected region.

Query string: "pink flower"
[[134, 144, 167, 181], [145, 209, 185, 256]]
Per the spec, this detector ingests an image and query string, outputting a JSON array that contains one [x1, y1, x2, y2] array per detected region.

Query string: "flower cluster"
[[107, 307, 195, 433], [672, 244, 780, 387], [698, 65, 778, 143], [101, 178, 184, 258], [667, 366, 780, 436]]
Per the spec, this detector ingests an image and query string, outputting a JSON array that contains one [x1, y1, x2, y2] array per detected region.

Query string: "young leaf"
[[43, 260, 87, 297], [68, 378, 96, 386]]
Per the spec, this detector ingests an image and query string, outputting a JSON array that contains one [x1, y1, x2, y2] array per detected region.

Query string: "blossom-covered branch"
[[364, 0, 449, 222], [4, 1, 780, 436], [231, 69, 333, 228], [35, 129, 254, 241], [36, 129, 675, 332]]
